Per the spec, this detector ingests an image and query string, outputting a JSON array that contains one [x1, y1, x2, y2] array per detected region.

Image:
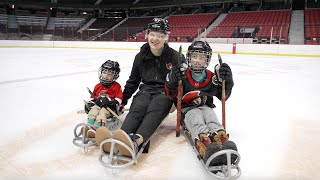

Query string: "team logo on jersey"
[[212, 75, 219, 85], [166, 63, 173, 70]]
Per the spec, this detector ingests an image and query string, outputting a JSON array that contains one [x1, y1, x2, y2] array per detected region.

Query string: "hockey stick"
[[86, 87, 124, 123], [176, 45, 183, 137], [218, 54, 226, 129]]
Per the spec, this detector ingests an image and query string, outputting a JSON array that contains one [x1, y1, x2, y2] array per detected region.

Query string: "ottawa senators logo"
[[212, 75, 219, 85], [166, 63, 173, 70]]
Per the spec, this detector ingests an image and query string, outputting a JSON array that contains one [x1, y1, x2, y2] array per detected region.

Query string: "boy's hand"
[[95, 96, 109, 107], [172, 63, 187, 81], [219, 63, 232, 82], [120, 104, 125, 112]]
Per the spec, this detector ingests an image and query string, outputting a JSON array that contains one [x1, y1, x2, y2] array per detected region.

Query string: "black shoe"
[[204, 142, 222, 166], [221, 140, 238, 165]]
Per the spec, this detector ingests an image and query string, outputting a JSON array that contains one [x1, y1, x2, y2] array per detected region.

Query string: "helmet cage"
[[187, 50, 212, 73], [98, 60, 120, 87], [98, 67, 119, 87]]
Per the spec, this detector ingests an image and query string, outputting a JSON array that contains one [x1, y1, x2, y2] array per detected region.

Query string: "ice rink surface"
[[0, 47, 319, 180]]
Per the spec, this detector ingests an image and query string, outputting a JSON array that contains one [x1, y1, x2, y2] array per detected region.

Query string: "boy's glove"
[[215, 63, 233, 82], [182, 91, 207, 106], [95, 96, 109, 107], [190, 95, 207, 106], [104, 100, 119, 111], [120, 104, 126, 112], [172, 62, 187, 81]]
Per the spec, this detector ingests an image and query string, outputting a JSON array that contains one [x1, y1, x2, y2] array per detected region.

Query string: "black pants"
[[121, 91, 173, 142]]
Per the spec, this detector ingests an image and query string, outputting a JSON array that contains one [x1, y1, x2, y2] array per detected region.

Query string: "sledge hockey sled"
[[72, 101, 124, 154], [182, 122, 241, 180]]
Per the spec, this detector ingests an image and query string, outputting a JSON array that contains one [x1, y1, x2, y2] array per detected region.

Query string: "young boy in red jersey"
[[86, 60, 122, 138]]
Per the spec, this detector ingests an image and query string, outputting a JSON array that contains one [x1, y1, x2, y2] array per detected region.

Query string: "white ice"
[[0, 47, 319, 180]]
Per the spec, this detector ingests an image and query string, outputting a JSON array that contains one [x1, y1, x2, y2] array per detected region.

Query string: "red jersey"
[[91, 82, 123, 103]]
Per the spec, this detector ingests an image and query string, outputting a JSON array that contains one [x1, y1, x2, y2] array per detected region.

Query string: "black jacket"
[[122, 43, 182, 105]]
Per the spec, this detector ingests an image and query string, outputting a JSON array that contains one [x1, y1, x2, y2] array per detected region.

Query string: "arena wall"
[[0, 40, 319, 58]]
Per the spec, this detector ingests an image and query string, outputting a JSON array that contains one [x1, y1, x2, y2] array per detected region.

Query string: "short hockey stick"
[[218, 54, 226, 129]]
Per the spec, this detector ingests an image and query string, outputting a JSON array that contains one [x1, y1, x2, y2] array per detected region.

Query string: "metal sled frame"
[[183, 127, 241, 180], [98, 137, 150, 169], [72, 117, 120, 153]]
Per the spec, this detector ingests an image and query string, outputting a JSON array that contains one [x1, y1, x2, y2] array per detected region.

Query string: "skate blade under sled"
[[72, 117, 121, 153]]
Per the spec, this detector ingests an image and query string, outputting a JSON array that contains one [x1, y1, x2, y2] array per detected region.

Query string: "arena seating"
[[103, 17, 153, 41], [207, 10, 291, 40], [168, 13, 218, 40], [305, 8, 320, 44]]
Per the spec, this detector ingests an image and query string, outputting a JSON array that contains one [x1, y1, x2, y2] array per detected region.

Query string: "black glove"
[[190, 94, 207, 106], [217, 63, 233, 82], [172, 62, 187, 81], [105, 100, 119, 110], [94, 96, 109, 107], [84, 100, 95, 114]]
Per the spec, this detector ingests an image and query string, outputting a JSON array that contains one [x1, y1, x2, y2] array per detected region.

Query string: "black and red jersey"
[[165, 68, 233, 108]]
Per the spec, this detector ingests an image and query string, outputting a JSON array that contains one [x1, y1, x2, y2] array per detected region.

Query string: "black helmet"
[[98, 60, 120, 86], [147, 18, 170, 35], [186, 41, 212, 73]]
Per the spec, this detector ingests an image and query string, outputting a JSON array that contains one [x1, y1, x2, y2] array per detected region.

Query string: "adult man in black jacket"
[[104, 18, 184, 157]]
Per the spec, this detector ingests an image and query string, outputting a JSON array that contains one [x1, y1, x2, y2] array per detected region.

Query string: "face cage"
[[187, 50, 212, 73], [98, 68, 119, 86]]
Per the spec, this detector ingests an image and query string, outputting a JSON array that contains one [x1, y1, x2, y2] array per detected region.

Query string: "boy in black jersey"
[[165, 41, 238, 165]]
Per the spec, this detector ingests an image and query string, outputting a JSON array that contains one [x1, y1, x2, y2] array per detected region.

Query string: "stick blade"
[[218, 53, 222, 65], [178, 45, 182, 63]]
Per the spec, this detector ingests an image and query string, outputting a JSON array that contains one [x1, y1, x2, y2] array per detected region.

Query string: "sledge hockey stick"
[[176, 45, 183, 137], [218, 54, 226, 129], [86, 87, 124, 123]]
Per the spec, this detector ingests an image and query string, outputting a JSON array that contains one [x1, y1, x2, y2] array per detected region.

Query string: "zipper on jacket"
[[155, 58, 159, 80]]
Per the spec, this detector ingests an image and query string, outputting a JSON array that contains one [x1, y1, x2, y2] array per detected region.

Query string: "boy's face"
[[190, 52, 207, 70], [101, 70, 115, 81], [147, 31, 167, 50]]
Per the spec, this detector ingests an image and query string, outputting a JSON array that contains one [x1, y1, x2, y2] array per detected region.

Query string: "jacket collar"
[[141, 43, 169, 61]]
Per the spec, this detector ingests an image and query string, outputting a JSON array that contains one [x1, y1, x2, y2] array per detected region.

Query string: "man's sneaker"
[[87, 129, 96, 138], [113, 129, 138, 158], [195, 133, 212, 159], [95, 127, 112, 151]]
